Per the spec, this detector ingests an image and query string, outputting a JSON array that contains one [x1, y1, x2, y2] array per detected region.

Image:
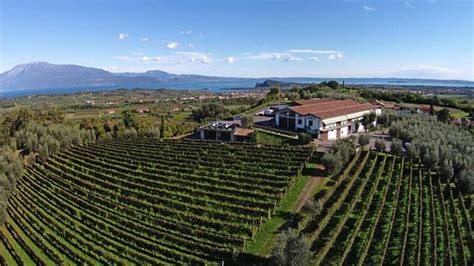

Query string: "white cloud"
[[227, 57, 235, 64], [246, 52, 303, 62], [405, 2, 415, 8], [117, 33, 128, 40], [140, 56, 161, 62], [362, 6, 376, 11], [188, 44, 195, 48], [166, 42, 180, 49], [132, 51, 144, 55], [327, 53, 344, 60], [140, 37, 150, 42], [385, 65, 457, 78], [107, 66, 119, 71], [180, 30, 193, 35], [289, 49, 340, 54], [289, 49, 344, 60], [175, 52, 213, 64], [114, 56, 133, 61]]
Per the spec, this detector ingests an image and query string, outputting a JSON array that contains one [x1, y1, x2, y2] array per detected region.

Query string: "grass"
[[1, 224, 35, 265], [0, 230, 17, 265], [172, 111, 193, 122], [244, 161, 323, 257], [450, 110, 469, 119], [255, 130, 293, 145], [7, 216, 56, 265]]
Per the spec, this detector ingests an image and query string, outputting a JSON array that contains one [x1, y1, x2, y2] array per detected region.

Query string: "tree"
[[326, 80, 339, 90], [241, 115, 254, 128], [361, 114, 371, 132], [321, 152, 342, 175], [192, 103, 229, 122], [160, 116, 167, 139], [436, 108, 450, 123], [298, 133, 312, 145], [302, 199, 323, 218], [440, 160, 454, 180], [374, 139, 386, 152], [358, 134, 370, 148], [121, 110, 137, 129], [271, 229, 311, 266], [390, 138, 403, 156], [458, 169, 474, 194]]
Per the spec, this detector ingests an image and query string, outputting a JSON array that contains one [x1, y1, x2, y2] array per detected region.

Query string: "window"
[[308, 120, 313, 127], [298, 119, 302, 124]]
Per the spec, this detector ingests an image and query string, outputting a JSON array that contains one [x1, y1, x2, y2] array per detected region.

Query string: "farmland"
[[302, 150, 472, 265], [0, 138, 313, 265]]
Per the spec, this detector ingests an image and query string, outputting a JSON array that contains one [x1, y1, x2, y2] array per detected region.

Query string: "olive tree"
[[271, 229, 311, 266]]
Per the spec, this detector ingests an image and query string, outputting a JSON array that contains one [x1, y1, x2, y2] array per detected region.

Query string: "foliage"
[[302, 199, 323, 218], [389, 114, 474, 191], [322, 139, 355, 175], [390, 138, 403, 155], [0, 139, 313, 264], [241, 114, 254, 128], [436, 108, 450, 123], [373, 139, 386, 152], [358, 134, 370, 148], [192, 103, 229, 122], [361, 112, 377, 132], [271, 228, 311, 266], [325, 80, 340, 90], [298, 132, 312, 145]]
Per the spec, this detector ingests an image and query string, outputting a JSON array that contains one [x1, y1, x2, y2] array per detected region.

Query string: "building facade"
[[275, 98, 381, 141]]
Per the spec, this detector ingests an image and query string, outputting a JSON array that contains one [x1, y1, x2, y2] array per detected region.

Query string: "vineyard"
[[302, 150, 473, 265], [0, 138, 313, 265]]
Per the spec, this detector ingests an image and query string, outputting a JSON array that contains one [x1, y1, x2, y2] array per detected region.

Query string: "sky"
[[0, 0, 473, 80]]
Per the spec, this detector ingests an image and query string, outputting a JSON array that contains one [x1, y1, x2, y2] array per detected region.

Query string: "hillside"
[[0, 62, 250, 91], [0, 138, 313, 264]]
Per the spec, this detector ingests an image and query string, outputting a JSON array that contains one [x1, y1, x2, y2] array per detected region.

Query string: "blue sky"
[[1, 0, 473, 80]]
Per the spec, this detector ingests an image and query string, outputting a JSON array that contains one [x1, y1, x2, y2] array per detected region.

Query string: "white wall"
[[328, 129, 337, 140], [340, 126, 348, 138]]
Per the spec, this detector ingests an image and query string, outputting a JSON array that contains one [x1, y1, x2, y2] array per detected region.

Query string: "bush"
[[271, 228, 311, 266], [358, 134, 370, 148], [298, 133, 312, 145], [322, 139, 355, 175], [390, 138, 403, 155], [241, 115, 254, 128], [374, 139, 386, 152]]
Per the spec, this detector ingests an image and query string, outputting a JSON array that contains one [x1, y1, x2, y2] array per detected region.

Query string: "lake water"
[[1, 78, 473, 99]]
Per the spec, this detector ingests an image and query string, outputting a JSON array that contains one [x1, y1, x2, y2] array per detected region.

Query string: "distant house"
[[136, 108, 150, 114], [416, 105, 432, 115], [275, 98, 381, 141]]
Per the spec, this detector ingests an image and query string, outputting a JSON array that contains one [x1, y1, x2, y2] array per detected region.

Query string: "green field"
[[301, 150, 472, 265], [0, 139, 313, 265]]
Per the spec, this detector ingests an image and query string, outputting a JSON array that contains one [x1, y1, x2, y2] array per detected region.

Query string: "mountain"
[[0, 62, 250, 91], [116, 70, 173, 80], [255, 79, 305, 88], [1, 62, 473, 93], [0, 62, 160, 90]]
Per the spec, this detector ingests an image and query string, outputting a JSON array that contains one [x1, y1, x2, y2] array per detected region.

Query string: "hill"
[[0, 62, 250, 91], [0, 138, 313, 264]]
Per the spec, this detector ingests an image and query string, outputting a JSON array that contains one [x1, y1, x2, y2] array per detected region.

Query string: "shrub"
[[298, 133, 312, 145], [374, 139, 386, 152]]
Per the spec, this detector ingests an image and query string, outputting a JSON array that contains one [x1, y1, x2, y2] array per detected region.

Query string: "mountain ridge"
[[1, 62, 473, 91]]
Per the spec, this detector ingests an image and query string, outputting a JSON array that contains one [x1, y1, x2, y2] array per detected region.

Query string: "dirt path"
[[293, 165, 325, 212]]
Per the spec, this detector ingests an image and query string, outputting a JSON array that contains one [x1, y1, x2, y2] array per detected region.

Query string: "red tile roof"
[[289, 99, 377, 119], [293, 98, 339, 106]]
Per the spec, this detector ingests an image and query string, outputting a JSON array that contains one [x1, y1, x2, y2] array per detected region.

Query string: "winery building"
[[275, 98, 381, 141]]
